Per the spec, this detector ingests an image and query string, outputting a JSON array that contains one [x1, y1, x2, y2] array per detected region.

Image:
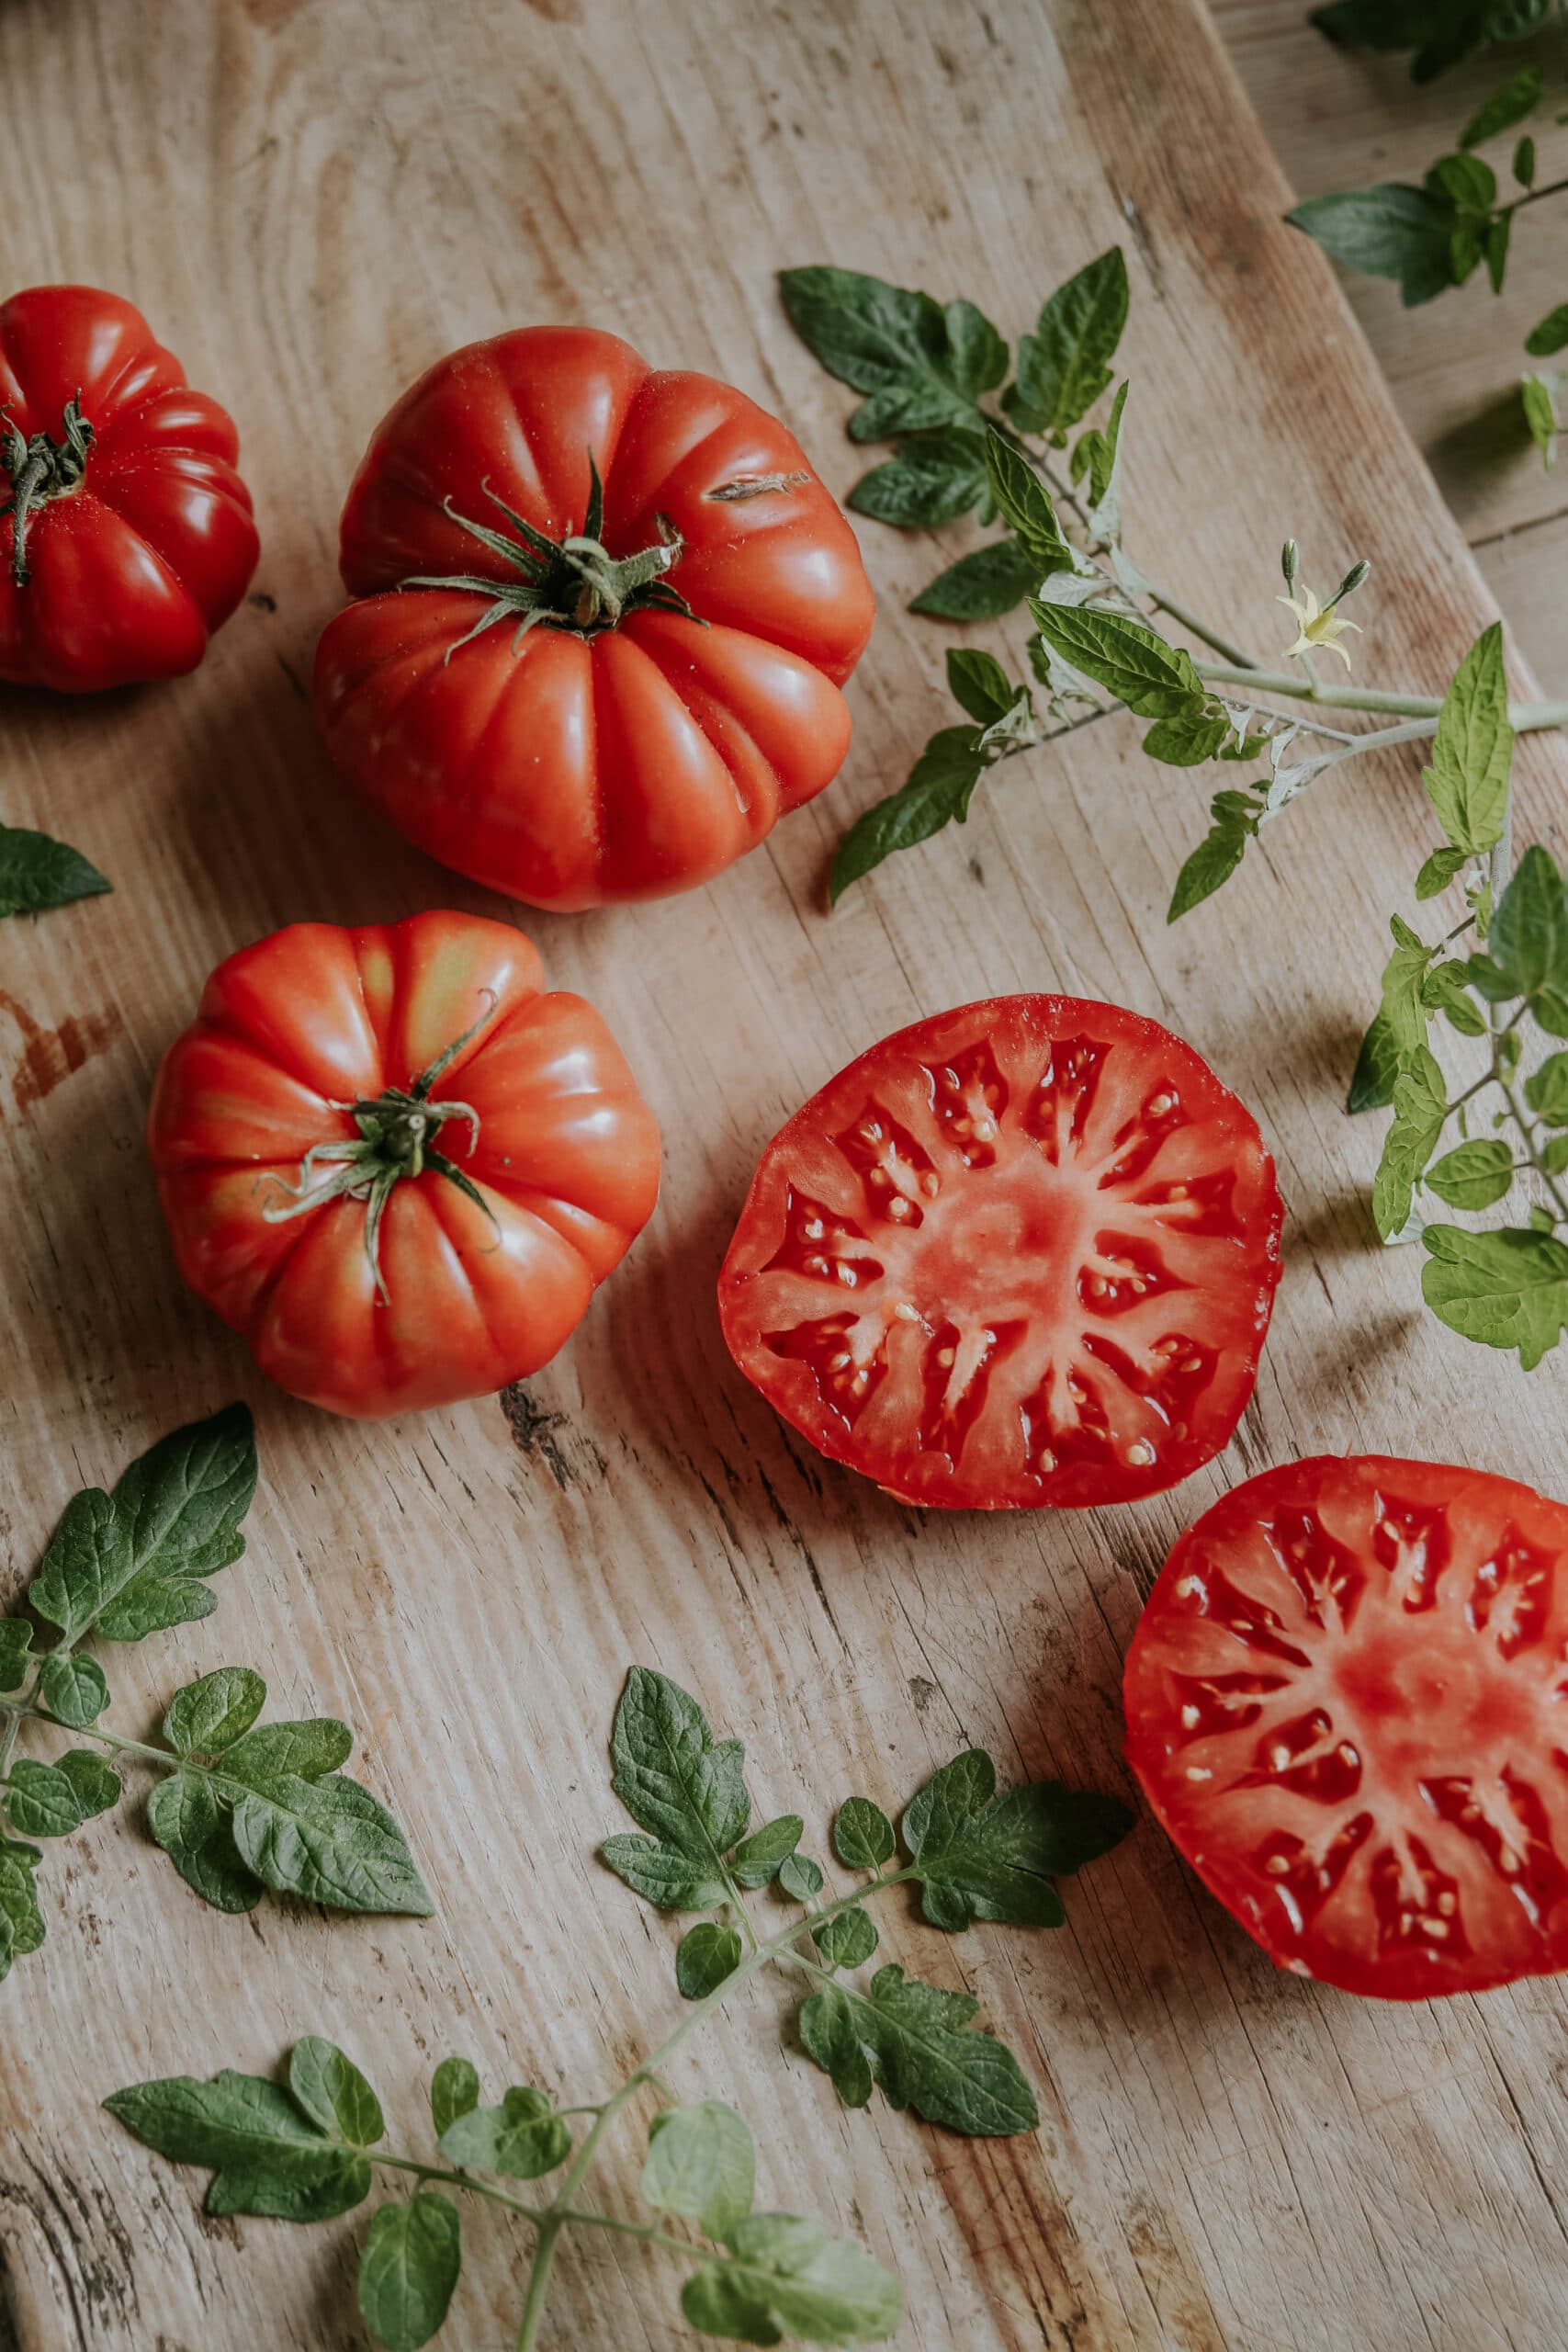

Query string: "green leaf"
[[1526, 1051, 1568, 1123], [799, 1964, 1037, 2135], [1286, 185, 1459, 305], [55, 1749, 120, 1817], [1493, 843, 1568, 996], [36, 1654, 108, 1729], [1380, 922, 1436, 1056], [1004, 250, 1128, 437], [601, 1832, 729, 1912], [901, 1748, 1131, 1932], [1421, 959, 1485, 1035], [0, 822, 111, 920], [682, 2214, 904, 2347], [909, 538, 1039, 620], [219, 1718, 355, 1794], [812, 1905, 879, 1969], [0, 1846, 45, 1960], [436, 2086, 571, 2179], [6, 1758, 84, 1838], [643, 2101, 756, 2243], [829, 726, 987, 902], [164, 1667, 267, 1758], [779, 1852, 824, 1902], [1072, 379, 1129, 524], [147, 1771, 263, 1913], [730, 1815, 804, 1889], [1541, 1134, 1568, 1174], [358, 2193, 461, 2352], [848, 427, 987, 528], [1523, 370, 1561, 468], [1426, 152, 1497, 211], [946, 647, 1016, 726], [1425, 1137, 1516, 1209], [677, 1921, 744, 1999], [1373, 1046, 1448, 1238], [1513, 135, 1537, 187], [104, 2071, 370, 2222], [776, 268, 994, 441], [29, 1405, 257, 1647], [1168, 821, 1249, 922], [982, 434, 1073, 570], [1142, 707, 1232, 766], [289, 2038, 385, 2146], [231, 1772, 434, 1916], [1526, 304, 1568, 356], [1348, 1011, 1402, 1113], [430, 2057, 480, 2140], [0, 1622, 32, 1695], [1422, 1223, 1568, 1366], [1422, 622, 1512, 855], [1485, 210, 1512, 292], [1416, 844, 1470, 899], [1031, 601, 1202, 718], [833, 1799, 896, 1871], [1460, 63, 1542, 148]]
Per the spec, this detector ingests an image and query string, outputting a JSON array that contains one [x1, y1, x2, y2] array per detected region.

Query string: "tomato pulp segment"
[[1125, 1456, 1568, 1998], [0, 285, 258, 690], [147, 911, 661, 1419], [312, 323, 875, 910], [717, 997, 1282, 1509]]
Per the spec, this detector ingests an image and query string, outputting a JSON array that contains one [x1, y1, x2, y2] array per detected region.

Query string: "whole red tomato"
[[1125, 1455, 1568, 1999], [719, 995, 1282, 1509], [0, 286, 259, 691], [147, 911, 660, 1419], [313, 324, 875, 911]]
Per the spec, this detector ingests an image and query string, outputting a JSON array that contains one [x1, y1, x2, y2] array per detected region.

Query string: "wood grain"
[[1214, 0, 1568, 689], [3, 2, 1568, 2347]]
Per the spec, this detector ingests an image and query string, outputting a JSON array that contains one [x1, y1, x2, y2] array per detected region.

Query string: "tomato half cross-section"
[[717, 996, 1282, 1509], [312, 323, 875, 911], [147, 911, 661, 1419], [1124, 1456, 1568, 1999], [0, 285, 259, 691]]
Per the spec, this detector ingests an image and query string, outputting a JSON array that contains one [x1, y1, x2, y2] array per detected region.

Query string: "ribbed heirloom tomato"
[[0, 285, 258, 690], [1124, 1457, 1568, 1998], [312, 324, 875, 910], [718, 996, 1282, 1509], [147, 912, 660, 1419]]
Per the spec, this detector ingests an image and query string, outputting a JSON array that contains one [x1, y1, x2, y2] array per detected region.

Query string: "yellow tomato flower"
[[1277, 584, 1361, 670]]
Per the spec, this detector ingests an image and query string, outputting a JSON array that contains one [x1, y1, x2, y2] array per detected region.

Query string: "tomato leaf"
[[429, 2057, 479, 2140], [147, 1771, 265, 1914], [1422, 1223, 1568, 1365], [1492, 843, 1568, 999], [1286, 185, 1460, 305], [1143, 706, 1233, 767], [1460, 62, 1542, 147], [357, 2192, 462, 2352], [811, 1905, 879, 1970], [1526, 304, 1568, 357], [103, 2072, 370, 2222], [643, 2100, 755, 2244], [288, 2038, 385, 2146], [776, 267, 1003, 442], [164, 1667, 267, 1758], [847, 427, 987, 528], [1424, 1137, 1516, 1209], [1348, 1010, 1402, 1113], [945, 647, 1017, 726], [909, 537, 1039, 619], [798, 1964, 1038, 2134], [0, 821, 111, 921], [829, 727, 987, 901], [1002, 249, 1129, 439], [901, 1747, 1131, 1932], [231, 1772, 434, 1917], [1030, 602, 1203, 718], [436, 2086, 571, 2179], [1422, 622, 1512, 855], [676, 1921, 744, 1999], [833, 1798, 896, 1871], [1373, 1046, 1448, 1238], [728, 1813, 804, 1889], [35, 1653, 109, 1729], [682, 2214, 904, 2346], [1525, 1051, 1568, 1124], [984, 434, 1074, 571]]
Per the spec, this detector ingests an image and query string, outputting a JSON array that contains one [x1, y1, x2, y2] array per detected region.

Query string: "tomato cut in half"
[[717, 997, 1282, 1509], [1124, 1456, 1568, 1999]]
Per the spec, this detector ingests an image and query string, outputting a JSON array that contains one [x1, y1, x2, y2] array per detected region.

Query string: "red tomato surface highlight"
[[718, 996, 1282, 1509], [313, 324, 874, 910], [1124, 1455, 1568, 1999], [148, 911, 660, 1419], [0, 286, 258, 690]]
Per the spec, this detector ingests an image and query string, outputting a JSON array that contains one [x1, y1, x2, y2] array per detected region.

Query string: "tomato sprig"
[[402, 452, 700, 652], [262, 992, 501, 1302], [1, 393, 93, 587]]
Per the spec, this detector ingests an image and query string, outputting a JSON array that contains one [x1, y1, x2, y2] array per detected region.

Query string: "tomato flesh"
[[718, 997, 1282, 1509], [1124, 1455, 1568, 1998]]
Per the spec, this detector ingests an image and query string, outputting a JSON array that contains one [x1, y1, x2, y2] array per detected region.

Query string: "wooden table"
[[4, 3, 1567, 2346]]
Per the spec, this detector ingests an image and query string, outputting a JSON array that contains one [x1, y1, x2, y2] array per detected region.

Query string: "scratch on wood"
[[499, 1384, 573, 1490], [0, 994, 122, 1114]]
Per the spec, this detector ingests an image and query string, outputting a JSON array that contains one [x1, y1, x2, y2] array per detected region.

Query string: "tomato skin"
[[1125, 1456, 1568, 2000], [312, 324, 874, 911], [718, 996, 1282, 1510], [147, 911, 660, 1419], [0, 287, 258, 691]]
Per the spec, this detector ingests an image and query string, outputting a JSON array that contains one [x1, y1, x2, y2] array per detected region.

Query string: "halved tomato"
[[1124, 1456, 1568, 1999], [717, 997, 1282, 1509]]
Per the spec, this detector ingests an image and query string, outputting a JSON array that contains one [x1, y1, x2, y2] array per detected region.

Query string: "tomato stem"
[[1, 395, 94, 588], [261, 990, 502, 1303]]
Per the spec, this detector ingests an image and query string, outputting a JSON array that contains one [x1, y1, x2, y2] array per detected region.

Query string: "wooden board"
[[1214, 0, 1568, 689], [4, 1, 1568, 2346]]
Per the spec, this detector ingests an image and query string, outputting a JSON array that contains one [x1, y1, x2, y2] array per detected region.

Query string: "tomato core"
[[2, 395, 94, 587]]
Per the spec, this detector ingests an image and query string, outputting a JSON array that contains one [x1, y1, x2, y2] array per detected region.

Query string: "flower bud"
[[1280, 538, 1300, 587]]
